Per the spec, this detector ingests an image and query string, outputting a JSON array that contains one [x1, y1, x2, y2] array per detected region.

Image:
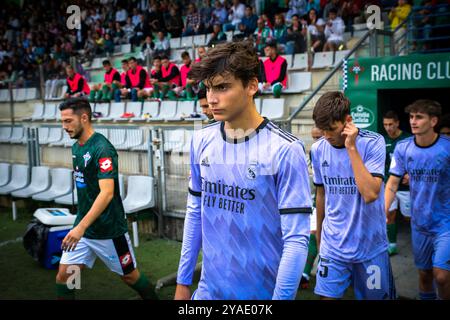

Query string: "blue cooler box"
[[33, 208, 76, 270]]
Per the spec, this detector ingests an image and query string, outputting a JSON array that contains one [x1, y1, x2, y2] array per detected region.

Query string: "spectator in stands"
[[89, 60, 121, 103], [140, 35, 155, 61], [306, 0, 321, 12], [123, 17, 136, 44], [131, 8, 141, 27], [115, 5, 128, 25], [254, 18, 273, 54], [260, 40, 288, 98], [112, 22, 126, 44], [323, 8, 346, 51], [286, 0, 308, 22], [195, 46, 207, 62], [200, 0, 215, 34], [197, 87, 215, 123], [286, 14, 308, 54], [153, 31, 170, 58], [273, 13, 288, 52], [64, 64, 90, 99], [183, 3, 203, 36], [224, 0, 246, 32], [311, 18, 326, 53], [322, 0, 340, 20], [156, 55, 181, 100], [233, 23, 250, 41], [210, 1, 228, 26], [103, 33, 114, 56], [340, 0, 361, 32], [131, 14, 146, 46], [207, 24, 228, 47], [166, 7, 184, 38], [147, 2, 166, 33], [45, 61, 67, 99], [125, 57, 151, 102], [389, 0, 412, 55], [241, 5, 258, 36]]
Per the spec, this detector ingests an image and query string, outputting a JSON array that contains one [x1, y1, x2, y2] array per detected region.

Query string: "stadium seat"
[[89, 57, 104, 70], [181, 36, 194, 48], [116, 129, 144, 150], [118, 173, 125, 199], [284, 72, 312, 93], [37, 127, 50, 145], [260, 98, 286, 120], [0, 164, 30, 195], [116, 101, 142, 122], [224, 31, 233, 41], [46, 127, 63, 145], [254, 98, 262, 113], [193, 34, 205, 46], [121, 44, 131, 54], [32, 168, 72, 201], [109, 128, 127, 147], [181, 130, 193, 153], [9, 126, 25, 144], [148, 101, 177, 121], [122, 175, 155, 214], [26, 87, 38, 100], [169, 100, 194, 121], [333, 50, 352, 67], [312, 51, 334, 69], [93, 102, 110, 120], [281, 55, 293, 68], [42, 103, 57, 121], [90, 72, 103, 83], [0, 126, 12, 143], [291, 53, 308, 70], [99, 102, 125, 122], [170, 37, 182, 49], [130, 129, 151, 151], [170, 48, 186, 63], [0, 163, 11, 187], [24, 103, 45, 121], [11, 166, 51, 198], [0, 89, 8, 102], [13, 88, 27, 101], [130, 101, 159, 122], [54, 186, 77, 205], [164, 129, 185, 152]]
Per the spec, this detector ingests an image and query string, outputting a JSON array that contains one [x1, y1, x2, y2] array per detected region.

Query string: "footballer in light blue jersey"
[[386, 100, 449, 300], [311, 130, 388, 262], [177, 119, 312, 300], [311, 91, 395, 300]]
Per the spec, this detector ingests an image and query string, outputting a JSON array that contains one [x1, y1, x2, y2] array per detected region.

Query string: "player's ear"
[[246, 78, 259, 98], [346, 114, 353, 123]]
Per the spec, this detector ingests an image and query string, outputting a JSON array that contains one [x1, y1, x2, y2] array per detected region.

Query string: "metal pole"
[[30, 128, 36, 167], [159, 128, 167, 214], [39, 64, 45, 102], [8, 81, 14, 125], [132, 220, 139, 247], [26, 127, 32, 169], [12, 200, 17, 221], [35, 127, 41, 166], [147, 129, 154, 178]]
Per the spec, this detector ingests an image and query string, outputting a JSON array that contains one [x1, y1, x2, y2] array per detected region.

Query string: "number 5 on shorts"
[[318, 256, 329, 278]]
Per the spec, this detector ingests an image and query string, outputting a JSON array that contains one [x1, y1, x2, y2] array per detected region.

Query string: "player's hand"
[[62, 225, 86, 252], [174, 284, 191, 300], [342, 121, 358, 149]]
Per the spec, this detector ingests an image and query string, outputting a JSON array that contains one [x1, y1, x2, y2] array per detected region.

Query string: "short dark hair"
[[405, 99, 441, 118], [383, 110, 399, 121], [197, 87, 206, 100], [313, 91, 351, 130], [181, 51, 190, 59], [153, 55, 161, 60], [59, 97, 92, 122], [121, 59, 128, 64], [329, 8, 338, 15], [161, 55, 169, 60], [188, 40, 259, 88], [102, 59, 111, 66], [128, 57, 137, 62]]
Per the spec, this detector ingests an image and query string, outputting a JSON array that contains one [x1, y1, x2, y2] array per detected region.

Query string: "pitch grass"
[[0, 208, 353, 300]]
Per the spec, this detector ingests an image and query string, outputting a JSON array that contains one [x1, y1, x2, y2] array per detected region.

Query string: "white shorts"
[[60, 232, 137, 276], [388, 190, 411, 217]]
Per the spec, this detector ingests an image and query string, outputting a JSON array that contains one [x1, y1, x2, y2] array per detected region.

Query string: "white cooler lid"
[[33, 208, 76, 226]]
